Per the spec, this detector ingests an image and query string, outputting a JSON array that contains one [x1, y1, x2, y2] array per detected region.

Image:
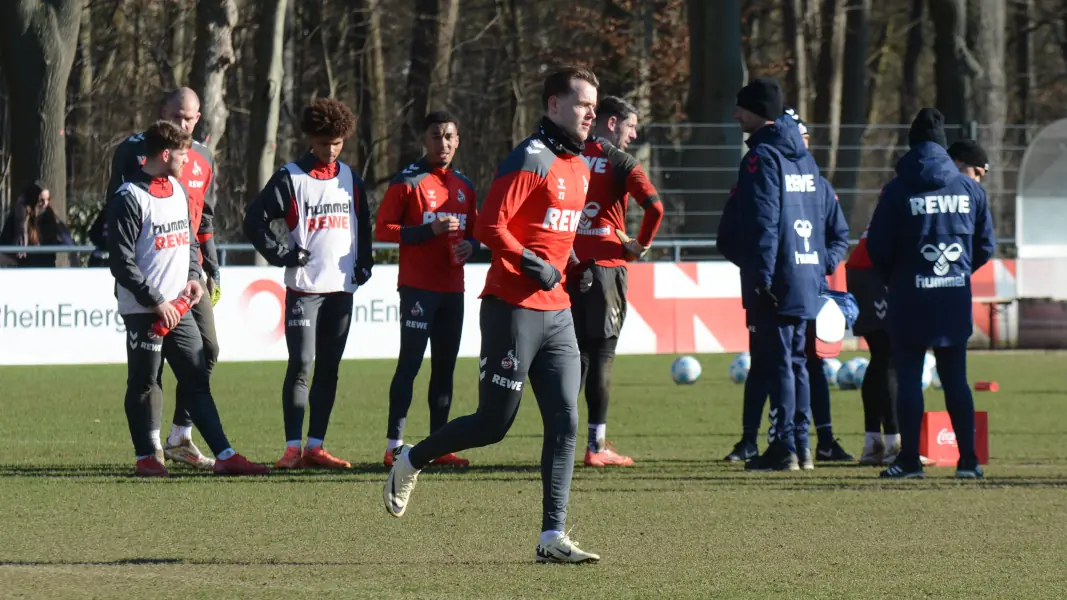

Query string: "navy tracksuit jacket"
[[718, 114, 828, 454], [866, 141, 995, 466]]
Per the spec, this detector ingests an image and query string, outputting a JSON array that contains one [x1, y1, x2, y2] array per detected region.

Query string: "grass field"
[[1, 351, 1067, 599]]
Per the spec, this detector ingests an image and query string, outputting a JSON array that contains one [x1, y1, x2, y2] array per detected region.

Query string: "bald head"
[[161, 87, 201, 134]]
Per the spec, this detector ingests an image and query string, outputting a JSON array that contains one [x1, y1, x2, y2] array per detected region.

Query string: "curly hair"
[[301, 98, 358, 139]]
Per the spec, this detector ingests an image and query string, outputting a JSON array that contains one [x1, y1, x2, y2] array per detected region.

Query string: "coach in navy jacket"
[[866, 108, 994, 479], [719, 78, 828, 472]]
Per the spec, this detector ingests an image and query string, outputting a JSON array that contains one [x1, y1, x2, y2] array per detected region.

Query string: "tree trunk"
[[0, 0, 83, 225], [351, 0, 391, 191], [277, 0, 297, 163], [398, 0, 439, 170], [966, 0, 1006, 222], [1013, 0, 1033, 135], [683, 0, 744, 239], [247, 0, 287, 204], [835, 0, 870, 219], [168, 0, 189, 87], [189, 0, 237, 154], [898, 0, 924, 149], [632, 0, 655, 169], [929, 0, 973, 133], [431, 0, 461, 107], [812, 0, 845, 174], [782, 0, 811, 118], [499, 0, 529, 148], [69, 1, 93, 204]]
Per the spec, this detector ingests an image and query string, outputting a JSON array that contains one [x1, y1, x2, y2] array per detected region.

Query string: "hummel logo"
[[874, 299, 887, 320]]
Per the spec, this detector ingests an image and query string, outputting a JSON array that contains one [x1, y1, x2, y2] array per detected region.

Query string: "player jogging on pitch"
[[571, 95, 663, 467], [384, 66, 601, 564], [91, 87, 222, 470], [376, 111, 478, 468], [245, 99, 373, 470], [108, 121, 267, 477]]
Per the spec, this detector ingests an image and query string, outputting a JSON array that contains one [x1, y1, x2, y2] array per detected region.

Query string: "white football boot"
[[535, 532, 600, 564], [384, 445, 420, 518]]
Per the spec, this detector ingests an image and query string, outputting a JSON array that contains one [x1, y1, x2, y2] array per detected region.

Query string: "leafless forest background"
[[1, 0, 1064, 254]]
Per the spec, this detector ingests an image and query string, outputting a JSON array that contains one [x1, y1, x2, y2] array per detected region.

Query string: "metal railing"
[[0, 237, 1019, 265]]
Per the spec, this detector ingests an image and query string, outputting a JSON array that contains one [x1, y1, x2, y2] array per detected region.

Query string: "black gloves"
[[756, 284, 779, 312], [354, 260, 373, 285], [566, 258, 596, 293], [521, 248, 562, 291], [284, 246, 311, 268]]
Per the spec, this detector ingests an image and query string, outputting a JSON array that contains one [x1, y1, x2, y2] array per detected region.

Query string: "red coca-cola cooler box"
[[919, 411, 989, 466]]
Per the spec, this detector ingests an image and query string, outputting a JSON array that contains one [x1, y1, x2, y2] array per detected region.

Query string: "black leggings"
[[861, 330, 898, 434]]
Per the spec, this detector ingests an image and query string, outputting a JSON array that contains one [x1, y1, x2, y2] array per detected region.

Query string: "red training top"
[[375, 159, 478, 293], [573, 137, 663, 266], [477, 132, 590, 310]]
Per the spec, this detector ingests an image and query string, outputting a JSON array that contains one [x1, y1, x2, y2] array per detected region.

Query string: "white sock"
[[167, 425, 193, 446], [307, 437, 324, 449], [864, 432, 882, 450], [594, 423, 606, 444], [387, 438, 404, 451], [216, 448, 235, 460], [150, 429, 162, 450], [540, 530, 565, 545], [883, 433, 901, 448], [401, 453, 420, 472], [286, 440, 302, 448]]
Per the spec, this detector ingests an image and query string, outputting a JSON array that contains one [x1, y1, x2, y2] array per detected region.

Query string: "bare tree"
[[189, 0, 238, 154], [967, 0, 1006, 222], [0, 0, 83, 222], [812, 0, 845, 174], [683, 0, 744, 238], [929, 0, 974, 131], [835, 0, 870, 220], [399, 0, 440, 170], [247, 0, 288, 203], [431, 0, 461, 106], [1013, 0, 1034, 133], [499, 0, 530, 147], [898, 0, 924, 149], [782, 0, 811, 118]]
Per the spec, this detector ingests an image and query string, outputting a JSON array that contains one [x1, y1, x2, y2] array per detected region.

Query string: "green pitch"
[[1, 352, 1066, 599]]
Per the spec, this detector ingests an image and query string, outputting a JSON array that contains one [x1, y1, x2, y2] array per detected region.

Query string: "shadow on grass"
[[0, 557, 527, 567], [0, 462, 542, 480]]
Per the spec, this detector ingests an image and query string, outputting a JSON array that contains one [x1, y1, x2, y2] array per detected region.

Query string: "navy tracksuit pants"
[[892, 343, 977, 466], [748, 316, 810, 454]]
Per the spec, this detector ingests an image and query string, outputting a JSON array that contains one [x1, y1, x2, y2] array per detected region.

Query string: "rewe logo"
[[793, 220, 819, 265], [423, 211, 467, 230], [491, 373, 523, 391], [541, 208, 581, 232], [580, 155, 608, 173], [785, 174, 816, 193], [936, 428, 957, 447], [909, 195, 971, 216]]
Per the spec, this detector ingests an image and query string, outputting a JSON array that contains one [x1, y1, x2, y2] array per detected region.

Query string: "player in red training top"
[[245, 99, 373, 470], [571, 96, 663, 467], [385, 66, 602, 564], [376, 111, 478, 468], [89, 87, 222, 471]]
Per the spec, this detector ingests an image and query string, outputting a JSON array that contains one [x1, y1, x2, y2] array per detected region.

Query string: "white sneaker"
[[164, 437, 215, 470], [384, 445, 420, 518], [535, 532, 600, 564], [859, 440, 885, 466]]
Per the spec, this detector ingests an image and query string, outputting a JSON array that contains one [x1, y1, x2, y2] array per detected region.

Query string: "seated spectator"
[[0, 181, 76, 268]]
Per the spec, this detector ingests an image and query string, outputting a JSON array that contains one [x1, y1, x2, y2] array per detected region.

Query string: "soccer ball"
[[838, 357, 869, 390], [822, 358, 843, 387], [671, 355, 702, 385], [728, 352, 751, 384], [852, 362, 868, 388]]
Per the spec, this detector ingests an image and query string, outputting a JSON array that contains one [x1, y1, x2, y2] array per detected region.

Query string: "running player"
[[90, 87, 221, 470], [376, 110, 477, 468], [384, 66, 601, 564], [108, 120, 266, 477], [244, 98, 373, 469], [571, 95, 663, 467]]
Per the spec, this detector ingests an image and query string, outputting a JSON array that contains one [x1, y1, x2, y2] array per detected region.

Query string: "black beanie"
[[948, 139, 989, 170], [736, 78, 784, 121], [908, 108, 948, 149]]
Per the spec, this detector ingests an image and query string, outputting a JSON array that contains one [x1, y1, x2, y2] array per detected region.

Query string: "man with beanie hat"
[[865, 108, 995, 479], [721, 106, 853, 467], [948, 139, 989, 183], [718, 84, 830, 472]]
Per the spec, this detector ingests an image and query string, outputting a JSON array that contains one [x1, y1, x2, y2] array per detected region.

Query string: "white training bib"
[[283, 161, 359, 293], [116, 177, 191, 315]]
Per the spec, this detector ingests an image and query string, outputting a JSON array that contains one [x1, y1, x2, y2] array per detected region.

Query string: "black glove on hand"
[[521, 248, 562, 291], [354, 263, 373, 285], [285, 247, 311, 268], [566, 258, 596, 293], [756, 284, 779, 312]]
